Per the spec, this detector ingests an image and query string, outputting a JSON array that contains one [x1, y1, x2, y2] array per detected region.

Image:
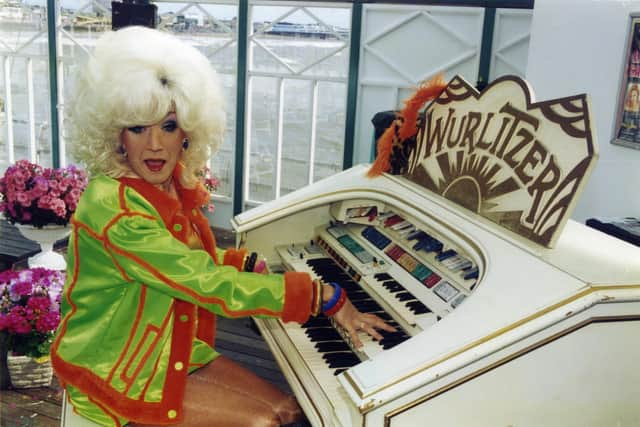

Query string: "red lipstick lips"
[[145, 160, 165, 172]]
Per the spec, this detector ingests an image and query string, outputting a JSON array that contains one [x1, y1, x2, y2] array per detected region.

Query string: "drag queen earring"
[[119, 145, 128, 158], [182, 138, 189, 150]]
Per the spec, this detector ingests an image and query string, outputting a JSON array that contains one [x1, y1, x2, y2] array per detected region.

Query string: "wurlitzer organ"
[[231, 75, 640, 427]]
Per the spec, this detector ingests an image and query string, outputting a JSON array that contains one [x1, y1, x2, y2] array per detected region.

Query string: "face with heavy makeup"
[[120, 112, 186, 191]]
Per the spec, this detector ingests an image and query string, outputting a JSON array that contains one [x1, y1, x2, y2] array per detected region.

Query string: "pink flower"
[[0, 160, 87, 227], [27, 296, 50, 313], [0, 268, 65, 357], [15, 191, 30, 207], [36, 311, 59, 333], [34, 176, 48, 190], [9, 280, 32, 300], [7, 306, 31, 334], [51, 198, 66, 218], [37, 194, 53, 209]]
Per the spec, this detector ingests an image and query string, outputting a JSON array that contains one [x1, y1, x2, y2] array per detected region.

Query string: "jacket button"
[[179, 314, 189, 322], [168, 410, 177, 419], [174, 362, 184, 371], [191, 208, 198, 216], [173, 223, 183, 232]]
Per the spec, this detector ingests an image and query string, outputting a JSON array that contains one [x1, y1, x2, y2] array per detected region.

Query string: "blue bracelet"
[[321, 282, 343, 313]]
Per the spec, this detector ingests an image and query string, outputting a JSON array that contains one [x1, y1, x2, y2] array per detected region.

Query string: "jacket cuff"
[[281, 272, 313, 323], [223, 248, 247, 271]]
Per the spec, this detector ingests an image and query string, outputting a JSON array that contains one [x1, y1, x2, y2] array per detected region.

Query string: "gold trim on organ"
[[382, 314, 640, 426], [345, 284, 640, 402]]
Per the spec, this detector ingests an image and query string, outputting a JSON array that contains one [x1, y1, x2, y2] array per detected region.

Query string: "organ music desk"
[[230, 76, 640, 426]]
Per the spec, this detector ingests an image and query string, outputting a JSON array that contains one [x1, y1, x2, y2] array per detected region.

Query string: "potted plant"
[[0, 160, 88, 269], [197, 166, 221, 213], [0, 267, 65, 388]]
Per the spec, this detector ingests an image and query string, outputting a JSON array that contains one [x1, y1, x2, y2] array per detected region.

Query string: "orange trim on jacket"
[[52, 169, 314, 425]]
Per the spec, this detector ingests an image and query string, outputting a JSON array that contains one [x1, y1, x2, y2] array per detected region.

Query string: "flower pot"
[[7, 354, 53, 388], [15, 224, 70, 270]]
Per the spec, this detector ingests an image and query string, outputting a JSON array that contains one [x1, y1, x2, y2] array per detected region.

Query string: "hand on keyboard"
[[331, 297, 397, 348]]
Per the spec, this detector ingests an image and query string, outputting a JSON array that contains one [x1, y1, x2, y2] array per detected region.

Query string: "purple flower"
[[36, 311, 59, 333], [9, 281, 32, 301], [7, 306, 31, 334], [33, 176, 48, 192], [0, 268, 66, 357], [27, 296, 50, 313]]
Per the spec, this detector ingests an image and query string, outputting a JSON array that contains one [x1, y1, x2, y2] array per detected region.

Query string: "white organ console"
[[230, 76, 640, 426]]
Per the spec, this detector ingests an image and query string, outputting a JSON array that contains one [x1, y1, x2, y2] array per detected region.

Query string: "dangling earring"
[[119, 145, 128, 158], [182, 138, 189, 150]]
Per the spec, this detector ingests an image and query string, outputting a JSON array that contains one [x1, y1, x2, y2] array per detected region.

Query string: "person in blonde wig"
[[67, 26, 224, 187], [52, 26, 394, 427]]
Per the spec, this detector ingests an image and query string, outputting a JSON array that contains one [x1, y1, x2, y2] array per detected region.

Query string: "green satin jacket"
[[51, 172, 313, 426]]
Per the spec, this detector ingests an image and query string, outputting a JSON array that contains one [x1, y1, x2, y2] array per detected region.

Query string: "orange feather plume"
[[368, 74, 447, 177]]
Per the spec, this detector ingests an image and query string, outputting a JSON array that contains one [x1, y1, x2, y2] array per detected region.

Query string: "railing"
[[0, 0, 533, 224]]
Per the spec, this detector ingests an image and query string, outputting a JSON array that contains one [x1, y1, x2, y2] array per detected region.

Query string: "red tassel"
[[399, 74, 447, 140], [367, 119, 399, 178], [368, 74, 447, 177]]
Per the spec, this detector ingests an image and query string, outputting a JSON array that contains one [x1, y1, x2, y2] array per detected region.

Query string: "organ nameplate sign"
[[400, 75, 597, 248]]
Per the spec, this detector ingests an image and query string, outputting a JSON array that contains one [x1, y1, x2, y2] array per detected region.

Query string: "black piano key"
[[315, 341, 351, 352], [406, 300, 431, 314], [395, 291, 416, 302], [333, 368, 348, 376], [306, 329, 343, 342], [316, 272, 351, 281], [374, 272, 392, 281], [302, 316, 332, 328], [340, 282, 361, 293], [382, 280, 405, 292], [380, 334, 410, 349], [351, 300, 383, 312], [323, 353, 360, 368], [323, 351, 359, 362], [347, 291, 371, 301], [379, 330, 409, 340]]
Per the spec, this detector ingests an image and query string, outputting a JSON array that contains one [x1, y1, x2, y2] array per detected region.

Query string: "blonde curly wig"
[[67, 26, 225, 187]]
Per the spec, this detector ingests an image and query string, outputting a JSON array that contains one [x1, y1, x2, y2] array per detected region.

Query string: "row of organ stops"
[[304, 257, 411, 375], [361, 226, 437, 314], [368, 215, 480, 282]]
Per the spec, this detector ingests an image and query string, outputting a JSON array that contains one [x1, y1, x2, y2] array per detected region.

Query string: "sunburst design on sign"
[[396, 75, 597, 247]]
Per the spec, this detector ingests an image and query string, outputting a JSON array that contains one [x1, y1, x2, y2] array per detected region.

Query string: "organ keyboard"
[[230, 76, 640, 426]]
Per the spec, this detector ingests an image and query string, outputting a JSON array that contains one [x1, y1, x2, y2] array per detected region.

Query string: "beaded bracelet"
[[322, 282, 347, 316], [244, 252, 258, 272], [311, 279, 323, 316], [253, 259, 267, 273], [324, 289, 347, 317]]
